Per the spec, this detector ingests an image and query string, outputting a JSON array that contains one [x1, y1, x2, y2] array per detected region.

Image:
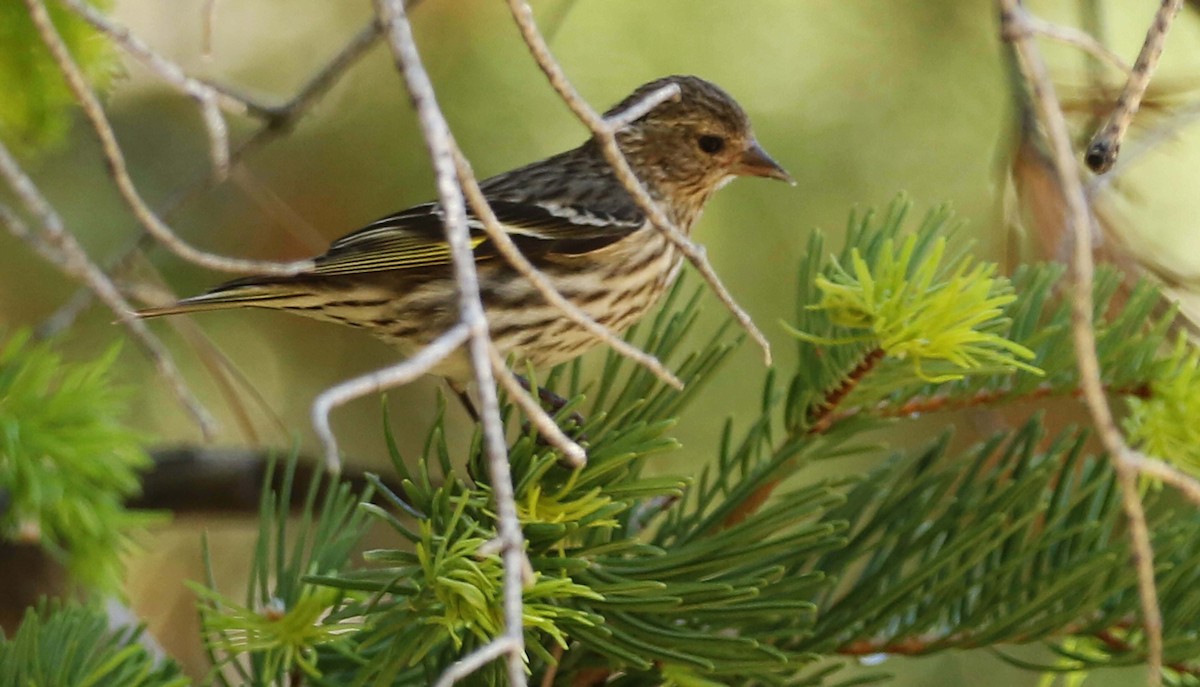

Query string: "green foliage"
[[1124, 335, 1200, 473], [279, 200, 1198, 685], [0, 601, 188, 687], [0, 329, 153, 591], [789, 230, 1041, 382], [0, 0, 120, 154], [305, 286, 824, 685], [11, 199, 1199, 686], [782, 199, 1186, 437], [194, 456, 372, 684]]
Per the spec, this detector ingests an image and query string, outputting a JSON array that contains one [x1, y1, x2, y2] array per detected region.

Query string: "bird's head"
[[605, 75, 793, 213]]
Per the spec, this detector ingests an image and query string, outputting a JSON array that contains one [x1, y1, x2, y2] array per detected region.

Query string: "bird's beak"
[[736, 140, 794, 185]]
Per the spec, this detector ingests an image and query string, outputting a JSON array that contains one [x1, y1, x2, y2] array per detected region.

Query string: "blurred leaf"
[[0, 0, 120, 155], [0, 600, 188, 687], [0, 329, 153, 591]]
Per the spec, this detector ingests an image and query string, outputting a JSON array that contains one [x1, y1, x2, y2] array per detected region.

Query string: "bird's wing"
[[310, 200, 645, 276]]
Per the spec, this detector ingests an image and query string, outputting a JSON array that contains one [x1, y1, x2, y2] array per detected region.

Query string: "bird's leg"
[[446, 379, 480, 423], [450, 376, 587, 449], [513, 373, 586, 431]]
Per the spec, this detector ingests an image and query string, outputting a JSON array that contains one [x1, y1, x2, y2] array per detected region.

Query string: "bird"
[[138, 75, 792, 389]]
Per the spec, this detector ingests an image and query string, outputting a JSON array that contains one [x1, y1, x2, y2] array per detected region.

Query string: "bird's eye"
[[697, 135, 725, 154]]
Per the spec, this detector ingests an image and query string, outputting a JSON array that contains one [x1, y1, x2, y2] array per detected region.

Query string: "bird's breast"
[[487, 226, 682, 370]]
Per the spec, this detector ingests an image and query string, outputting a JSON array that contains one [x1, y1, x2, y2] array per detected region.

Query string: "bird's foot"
[[514, 376, 589, 458], [448, 377, 588, 438]]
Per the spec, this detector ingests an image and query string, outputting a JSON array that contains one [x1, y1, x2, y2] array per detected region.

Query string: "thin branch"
[[504, 0, 773, 366], [1088, 97, 1200, 195], [839, 625, 1200, 676], [128, 273, 293, 443], [134, 446, 419, 517], [539, 643, 565, 687], [311, 323, 470, 472], [1000, 2, 1166, 683], [38, 18, 383, 336], [828, 381, 1151, 424], [201, 0, 217, 59], [197, 90, 230, 177], [604, 83, 682, 128], [0, 143, 216, 438], [452, 148, 683, 390], [1085, 0, 1184, 172], [57, 0, 243, 177], [432, 637, 520, 687], [0, 202, 65, 267], [1125, 451, 1200, 507], [488, 344, 586, 467], [247, 19, 384, 129], [718, 347, 885, 531], [374, 3, 527, 686], [103, 597, 169, 666], [23, 0, 313, 275], [1023, 13, 1132, 75], [806, 348, 885, 434], [1092, 628, 1200, 677]]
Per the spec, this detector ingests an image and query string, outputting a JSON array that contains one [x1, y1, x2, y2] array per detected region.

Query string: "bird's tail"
[[136, 279, 305, 319]]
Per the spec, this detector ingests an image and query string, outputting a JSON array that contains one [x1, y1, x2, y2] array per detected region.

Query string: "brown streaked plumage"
[[138, 75, 792, 381]]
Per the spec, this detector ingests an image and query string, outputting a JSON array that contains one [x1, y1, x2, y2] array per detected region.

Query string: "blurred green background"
[[7, 0, 1200, 683]]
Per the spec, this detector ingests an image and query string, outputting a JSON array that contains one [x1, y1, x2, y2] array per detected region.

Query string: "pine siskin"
[[138, 75, 792, 381]]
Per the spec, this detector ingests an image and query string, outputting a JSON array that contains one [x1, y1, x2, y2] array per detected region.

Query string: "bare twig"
[[1085, 0, 1184, 173], [374, 2, 527, 685], [39, 19, 383, 335], [103, 597, 169, 666], [1023, 13, 1132, 75], [452, 148, 683, 390], [1088, 97, 1200, 195], [838, 621, 1200, 676], [504, 0, 773, 366], [197, 90, 230, 177], [57, 0, 242, 177], [0, 203, 64, 267], [719, 347, 885, 531], [488, 344, 586, 467], [604, 83, 682, 128], [0, 143, 216, 438], [23, 0, 313, 275], [539, 643, 565, 687], [311, 323, 470, 472], [201, 0, 217, 59], [432, 637, 520, 687], [1125, 451, 1200, 507], [128, 272, 294, 443], [247, 19, 384, 128], [1000, 2, 1164, 682]]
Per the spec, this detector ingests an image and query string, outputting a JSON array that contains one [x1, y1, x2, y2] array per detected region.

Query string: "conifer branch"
[[807, 348, 886, 434], [720, 347, 884, 530], [833, 381, 1151, 424]]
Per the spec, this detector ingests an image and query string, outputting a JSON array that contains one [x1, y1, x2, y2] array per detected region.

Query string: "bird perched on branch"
[[138, 75, 792, 382]]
